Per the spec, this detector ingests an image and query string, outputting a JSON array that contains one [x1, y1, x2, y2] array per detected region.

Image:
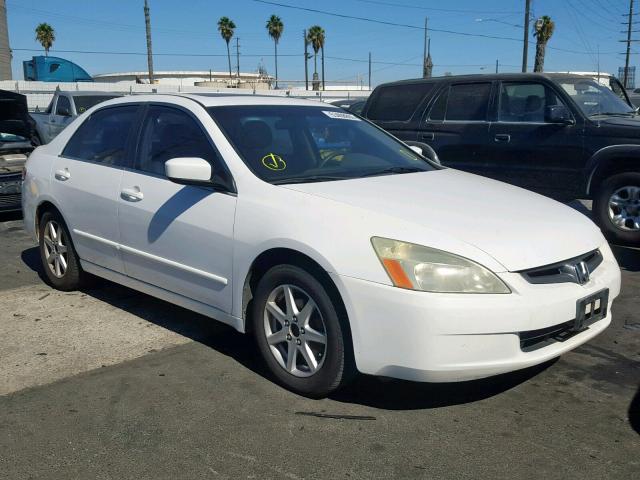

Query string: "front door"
[[421, 82, 494, 174], [117, 104, 237, 312], [488, 81, 586, 197], [51, 104, 140, 273]]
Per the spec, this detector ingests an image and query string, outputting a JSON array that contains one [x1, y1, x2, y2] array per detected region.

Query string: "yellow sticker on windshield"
[[262, 153, 287, 171]]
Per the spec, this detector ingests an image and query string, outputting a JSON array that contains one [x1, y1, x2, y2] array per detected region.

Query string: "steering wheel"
[[318, 150, 344, 169]]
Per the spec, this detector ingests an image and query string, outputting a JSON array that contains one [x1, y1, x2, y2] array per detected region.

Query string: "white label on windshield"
[[322, 110, 361, 121]]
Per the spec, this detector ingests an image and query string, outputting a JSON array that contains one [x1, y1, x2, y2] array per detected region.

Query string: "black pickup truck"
[[362, 73, 640, 245]]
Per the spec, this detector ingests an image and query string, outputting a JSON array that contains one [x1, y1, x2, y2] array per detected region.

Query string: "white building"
[[92, 70, 273, 90]]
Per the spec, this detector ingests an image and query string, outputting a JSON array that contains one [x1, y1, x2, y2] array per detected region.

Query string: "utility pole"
[[422, 17, 428, 78], [496, 59, 499, 73], [144, 0, 154, 84], [522, 0, 531, 72], [321, 45, 325, 90], [368, 51, 372, 90], [235, 37, 240, 79], [623, 0, 635, 89], [304, 29, 309, 91]]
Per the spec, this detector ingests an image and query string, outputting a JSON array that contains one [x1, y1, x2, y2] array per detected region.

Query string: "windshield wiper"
[[359, 166, 425, 178], [272, 175, 347, 185]]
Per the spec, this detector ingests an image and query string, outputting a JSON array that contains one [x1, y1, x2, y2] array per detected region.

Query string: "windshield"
[[558, 78, 635, 116], [209, 105, 434, 184], [73, 95, 120, 114]]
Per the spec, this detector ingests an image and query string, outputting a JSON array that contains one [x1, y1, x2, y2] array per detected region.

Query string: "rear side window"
[[444, 83, 492, 121], [62, 105, 138, 166], [367, 83, 434, 121]]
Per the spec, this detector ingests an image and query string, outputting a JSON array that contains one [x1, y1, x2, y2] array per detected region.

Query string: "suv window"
[[367, 83, 434, 121], [136, 105, 221, 177], [62, 105, 138, 166], [56, 96, 71, 116], [499, 82, 564, 123], [445, 83, 492, 121]]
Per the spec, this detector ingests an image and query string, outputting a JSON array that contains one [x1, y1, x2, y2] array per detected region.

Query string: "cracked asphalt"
[[0, 210, 638, 479]]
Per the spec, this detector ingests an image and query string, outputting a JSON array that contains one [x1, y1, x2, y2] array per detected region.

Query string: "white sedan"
[[22, 94, 621, 397]]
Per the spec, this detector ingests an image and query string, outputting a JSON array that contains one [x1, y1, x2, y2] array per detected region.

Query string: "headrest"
[[240, 120, 273, 150], [525, 95, 543, 113]]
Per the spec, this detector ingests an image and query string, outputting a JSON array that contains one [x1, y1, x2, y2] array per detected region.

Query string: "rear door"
[[420, 81, 494, 174], [487, 80, 585, 196], [117, 104, 237, 311], [364, 82, 436, 142], [51, 104, 140, 273]]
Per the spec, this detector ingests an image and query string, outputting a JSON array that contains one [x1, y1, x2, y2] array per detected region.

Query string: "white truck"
[[30, 91, 121, 144]]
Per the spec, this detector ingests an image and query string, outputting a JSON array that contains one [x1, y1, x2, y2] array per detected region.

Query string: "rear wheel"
[[251, 264, 354, 397], [593, 172, 640, 246], [38, 210, 88, 290]]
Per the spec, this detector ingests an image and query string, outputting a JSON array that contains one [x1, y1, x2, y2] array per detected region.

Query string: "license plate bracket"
[[574, 288, 609, 331]]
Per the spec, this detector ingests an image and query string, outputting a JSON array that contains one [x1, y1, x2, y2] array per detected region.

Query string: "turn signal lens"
[[371, 237, 511, 294]]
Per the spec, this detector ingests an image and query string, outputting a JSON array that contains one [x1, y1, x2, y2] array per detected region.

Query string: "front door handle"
[[494, 134, 511, 143], [121, 187, 144, 202], [420, 132, 435, 141], [54, 168, 70, 181]]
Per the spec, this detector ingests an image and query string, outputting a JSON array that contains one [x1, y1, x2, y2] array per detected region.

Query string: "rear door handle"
[[420, 132, 435, 141], [121, 187, 144, 202], [54, 168, 70, 181], [494, 134, 511, 143]]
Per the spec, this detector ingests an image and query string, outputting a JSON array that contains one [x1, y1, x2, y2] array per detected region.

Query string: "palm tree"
[[266, 15, 284, 89], [217, 17, 236, 79], [35, 23, 55, 56], [533, 16, 555, 73], [306, 25, 325, 89]]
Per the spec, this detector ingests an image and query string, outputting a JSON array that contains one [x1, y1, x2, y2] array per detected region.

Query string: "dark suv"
[[362, 73, 640, 245]]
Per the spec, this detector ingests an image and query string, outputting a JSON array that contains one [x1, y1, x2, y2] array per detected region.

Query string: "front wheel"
[[593, 172, 640, 246], [251, 264, 354, 398]]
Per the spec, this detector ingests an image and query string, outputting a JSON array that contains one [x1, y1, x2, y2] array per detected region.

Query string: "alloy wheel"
[[263, 284, 327, 377], [43, 220, 68, 278], [608, 185, 640, 231]]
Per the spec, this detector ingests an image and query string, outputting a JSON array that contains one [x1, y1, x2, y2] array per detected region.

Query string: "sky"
[[5, 0, 636, 87]]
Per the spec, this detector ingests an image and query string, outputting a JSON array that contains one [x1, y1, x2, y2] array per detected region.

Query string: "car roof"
[[98, 93, 335, 108], [375, 72, 594, 88]]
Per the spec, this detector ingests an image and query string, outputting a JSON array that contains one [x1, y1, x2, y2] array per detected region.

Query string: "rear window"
[[73, 95, 120, 115], [366, 83, 434, 121]]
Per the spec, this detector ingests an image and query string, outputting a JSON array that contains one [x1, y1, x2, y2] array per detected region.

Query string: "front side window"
[[367, 83, 434, 121], [55, 96, 71, 116], [558, 78, 635, 116], [62, 105, 138, 166], [499, 82, 564, 123], [136, 105, 221, 177], [210, 105, 434, 185]]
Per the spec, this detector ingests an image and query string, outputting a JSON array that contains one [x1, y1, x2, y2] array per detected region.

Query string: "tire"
[[251, 264, 354, 398], [38, 210, 88, 290], [593, 172, 640, 246]]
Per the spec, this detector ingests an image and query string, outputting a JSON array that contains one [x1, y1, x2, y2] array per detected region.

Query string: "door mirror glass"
[[545, 105, 574, 124], [57, 107, 71, 117], [165, 157, 212, 185]]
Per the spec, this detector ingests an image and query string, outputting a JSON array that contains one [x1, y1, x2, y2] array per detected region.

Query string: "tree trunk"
[[314, 52, 317, 75], [534, 41, 546, 72], [274, 41, 278, 89], [227, 42, 232, 79]]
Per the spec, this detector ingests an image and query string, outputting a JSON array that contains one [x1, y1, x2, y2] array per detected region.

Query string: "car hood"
[[0, 89, 33, 139], [592, 115, 640, 129], [282, 169, 604, 272]]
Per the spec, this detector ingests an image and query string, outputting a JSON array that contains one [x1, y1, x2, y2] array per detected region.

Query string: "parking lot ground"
[[1, 212, 639, 479]]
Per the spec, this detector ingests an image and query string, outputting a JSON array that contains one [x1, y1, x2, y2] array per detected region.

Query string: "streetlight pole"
[[522, 0, 531, 72], [144, 0, 154, 84]]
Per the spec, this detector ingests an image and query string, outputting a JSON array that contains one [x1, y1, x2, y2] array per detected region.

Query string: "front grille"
[[0, 193, 21, 209], [519, 249, 603, 285]]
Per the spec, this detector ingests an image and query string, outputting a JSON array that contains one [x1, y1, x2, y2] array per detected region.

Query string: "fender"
[[585, 144, 640, 195]]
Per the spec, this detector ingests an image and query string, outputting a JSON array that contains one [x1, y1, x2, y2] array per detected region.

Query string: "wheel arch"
[[586, 145, 640, 195], [34, 199, 65, 241]]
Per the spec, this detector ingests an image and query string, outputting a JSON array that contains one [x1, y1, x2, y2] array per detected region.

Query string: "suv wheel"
[[593, 172, 640, 246], [38, 210, 88, 290], [251, 264, 354, 398]]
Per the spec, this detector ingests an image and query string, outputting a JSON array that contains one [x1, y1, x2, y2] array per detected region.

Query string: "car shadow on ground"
[[19, 245, 556, 410], [611, 245, 640, 272], [630, 387, 640, 436]]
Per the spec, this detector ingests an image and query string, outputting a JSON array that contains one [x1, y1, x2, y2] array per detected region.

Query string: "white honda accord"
[[22, 94, 621, 397]]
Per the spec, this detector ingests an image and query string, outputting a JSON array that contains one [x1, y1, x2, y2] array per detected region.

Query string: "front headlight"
[[371, 237, 511, 294]]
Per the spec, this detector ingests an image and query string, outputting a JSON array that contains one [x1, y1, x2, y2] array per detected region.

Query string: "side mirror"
[[545, 105, 574, 125], [57, 107, 71, 117], [165, 157, 212, 186], [404, 141, 441, 165]]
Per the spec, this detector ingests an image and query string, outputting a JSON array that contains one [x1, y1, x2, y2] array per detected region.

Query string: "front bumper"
[[0, 174, 22, 212], [331, 244, 621, 382]]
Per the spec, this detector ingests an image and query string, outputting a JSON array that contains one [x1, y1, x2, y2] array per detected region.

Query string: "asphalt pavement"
[[0, 210, 638, 479]]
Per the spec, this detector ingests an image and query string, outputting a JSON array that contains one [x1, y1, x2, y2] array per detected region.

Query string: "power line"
[[352, 0, 519, 15]]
